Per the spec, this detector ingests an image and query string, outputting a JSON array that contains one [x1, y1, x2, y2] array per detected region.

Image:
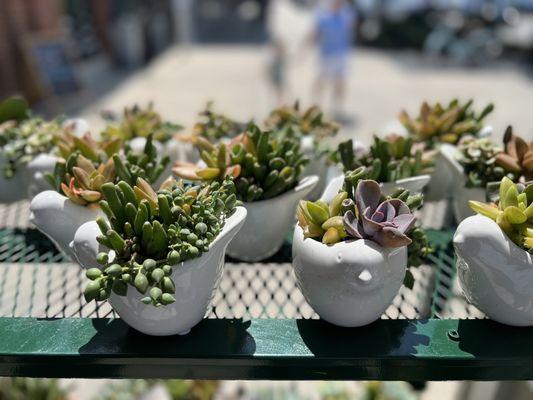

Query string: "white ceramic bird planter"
[[292, 178, 410, 327], [0, 153, 58, 203], [226, 176, 318, 262], [292, 224, 407, 327], [71, 207, 247, 336], [26, 154, 58, 198], [30, 191, 104, 260], [300, 136, 328, 201], [425, 126, 493, 202], [454, 214, 533, 326], [439, 143, 486, 224]]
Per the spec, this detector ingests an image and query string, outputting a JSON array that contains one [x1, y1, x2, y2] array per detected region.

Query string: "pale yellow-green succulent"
[[469, 177, 533, 251]]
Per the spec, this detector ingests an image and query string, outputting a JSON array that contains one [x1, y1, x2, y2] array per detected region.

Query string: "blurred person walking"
[[312, 0, 356, 122], [266, 0, 313, 105]]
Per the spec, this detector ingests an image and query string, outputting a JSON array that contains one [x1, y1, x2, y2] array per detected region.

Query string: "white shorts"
[[320, 53, 348, 80]]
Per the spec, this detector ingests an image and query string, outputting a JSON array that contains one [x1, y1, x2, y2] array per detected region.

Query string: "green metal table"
[[0, 200, 530, 381]]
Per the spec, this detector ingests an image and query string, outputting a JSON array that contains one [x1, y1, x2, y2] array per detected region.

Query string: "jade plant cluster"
[[46, 135, 169, 206], [101, 103, 182, 143], [469, 177, 533, 251], [84, 177, 238, 306], [298, 167, 432, 276], [336, 136, 431, 182], [399, 99, 493, 147], [173, 125, 308, 201]]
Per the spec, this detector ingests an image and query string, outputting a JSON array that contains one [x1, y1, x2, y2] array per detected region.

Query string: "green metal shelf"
[[0, 200, 506, 380], [2, 318, 532, 381]]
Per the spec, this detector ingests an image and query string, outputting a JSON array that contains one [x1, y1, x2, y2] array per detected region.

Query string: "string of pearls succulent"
[[84, 177, 238, 306]]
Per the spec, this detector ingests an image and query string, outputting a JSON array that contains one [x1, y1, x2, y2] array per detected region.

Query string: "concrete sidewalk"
[[77, 45, 533, 144]]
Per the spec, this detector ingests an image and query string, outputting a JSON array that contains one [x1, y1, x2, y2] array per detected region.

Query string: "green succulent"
[[399, 99, 493, 147], [55, 129, 121, 163], [297, 167, 432, 274], [0, 96, 29, 123], [265, 101, 340, 140], [0, 117, 63, 179], [336, 135, 432, 182], [470, 177, 533, 252], [174, 124, 309, 202], [47, 135, 169, 206], [265, 102, 340, 159], [456, 137, 513, 188], [101, 103, 182, 143], [84, 177, 238, 306], [0, 377, 68, 400], [189, 101, 246, 142], [113, 135, 170, 186]]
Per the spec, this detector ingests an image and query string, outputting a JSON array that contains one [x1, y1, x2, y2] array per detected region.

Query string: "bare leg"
[[313, 75, 325, 108], [332, 76, 345, 116], [314, 57, 326, 107]]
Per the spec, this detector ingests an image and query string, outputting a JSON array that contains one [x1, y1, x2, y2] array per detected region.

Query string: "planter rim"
[[392, 173, 431, 186], [293, 223, 406, 257], [30, 190, 102, 214], [75, 206, 248, 271], [240, 175, 319, 206], [322, 173, 430, 203]]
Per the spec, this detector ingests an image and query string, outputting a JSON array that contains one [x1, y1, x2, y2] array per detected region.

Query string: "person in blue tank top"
[[312, 0, 356, 121]]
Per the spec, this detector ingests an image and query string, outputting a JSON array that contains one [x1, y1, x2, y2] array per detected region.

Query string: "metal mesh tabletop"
[[2, 198, 513, 382], [0, 199, 475, 321]]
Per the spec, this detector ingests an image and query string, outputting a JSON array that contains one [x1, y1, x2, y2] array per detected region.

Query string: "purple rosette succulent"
[[343, 180, 416, 247]]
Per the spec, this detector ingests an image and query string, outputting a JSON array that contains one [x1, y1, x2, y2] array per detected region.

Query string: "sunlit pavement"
[[77, 45, 533, 144]]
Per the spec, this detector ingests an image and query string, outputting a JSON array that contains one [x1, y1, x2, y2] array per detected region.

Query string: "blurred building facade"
[[1, 0, 533, 103], [0, 0, 61, 100]]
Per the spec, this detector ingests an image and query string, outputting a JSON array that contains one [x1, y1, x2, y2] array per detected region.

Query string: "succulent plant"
[[297, 175, 419, 247], [494, 126, 533, 182], [0, 117, 63, 178], [174, 124, 308, 202], [297, 167, 432, 272], [399, 99, 493, 147], [101, 103, 182, 143], [56, 130, 121, 163], [113, 135, 170, 186], [0, 96, 29, 123], [469, 177, 533, 251], [173, 138, 241, 182], [296, 192, 349, 244], [47, 154, 116, 206], [265, 101, 340, 141], [84, 177, 238, 306], [342, 180, 416, 247], [336, 136, 432, 182], [456, 137, 510, 188], [265, 102, 340, 160], [47, 135, 169, 206], [180, 102, 246, 143]]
